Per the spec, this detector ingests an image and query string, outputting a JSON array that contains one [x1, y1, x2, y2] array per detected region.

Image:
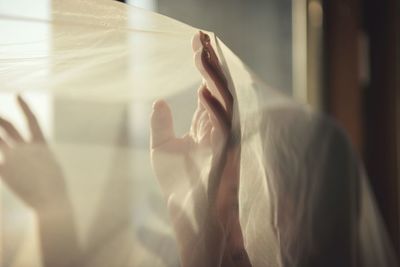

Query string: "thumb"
[[150, 100, 175, 148]]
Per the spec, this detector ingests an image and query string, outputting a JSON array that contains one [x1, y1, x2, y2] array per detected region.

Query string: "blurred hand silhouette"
[[150, 32, 251, 267], [0, 95, 81, 267], [0, 96, 68, 212]]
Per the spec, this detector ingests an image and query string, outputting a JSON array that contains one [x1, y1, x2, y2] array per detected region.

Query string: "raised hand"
[[0, 96, 81, 267], [150, 32, 251, 267], [0, 96, 68, 212]]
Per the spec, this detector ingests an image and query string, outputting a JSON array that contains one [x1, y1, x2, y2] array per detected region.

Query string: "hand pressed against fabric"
[[150, 32, 251, 267]]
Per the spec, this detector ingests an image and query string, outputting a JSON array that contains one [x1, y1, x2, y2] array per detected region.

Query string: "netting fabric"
[[0, 1, 397, 266]]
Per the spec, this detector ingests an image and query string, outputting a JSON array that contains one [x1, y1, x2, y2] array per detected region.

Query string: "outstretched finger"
[[17, 95, 45, 142], [200, 32, 228, 89], [0, 117, 24, 143], [150, 100, 176, 149], [199, 87, 231, 135], [193, 32, 233, 117], [190, 85, 207, 139], [194, 48, 233, 117]]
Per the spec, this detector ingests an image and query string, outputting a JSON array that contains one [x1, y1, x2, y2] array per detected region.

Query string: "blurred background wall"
[[156, 0, 293, 94], [127, 0, 293, 94], [323, 0, 399, 257]]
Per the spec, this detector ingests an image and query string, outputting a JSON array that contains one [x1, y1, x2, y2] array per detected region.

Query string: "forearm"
[[37, 201, 82, 267], [216, 145, 241, 225]]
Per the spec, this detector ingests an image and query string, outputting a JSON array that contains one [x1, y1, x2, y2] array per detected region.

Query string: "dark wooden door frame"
[[323, 0, 399, 257]]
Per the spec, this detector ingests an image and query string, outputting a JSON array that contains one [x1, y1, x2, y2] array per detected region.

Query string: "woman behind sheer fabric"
[[0, 32, 252, 267], [150, 31, 252, 267], [1, 29, 397, 267]]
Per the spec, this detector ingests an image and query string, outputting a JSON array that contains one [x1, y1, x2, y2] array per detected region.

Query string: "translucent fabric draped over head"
[[0, 0, 397, 266]]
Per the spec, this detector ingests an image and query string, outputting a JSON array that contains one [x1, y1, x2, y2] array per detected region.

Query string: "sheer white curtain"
[[0, 1, 397, 266]]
